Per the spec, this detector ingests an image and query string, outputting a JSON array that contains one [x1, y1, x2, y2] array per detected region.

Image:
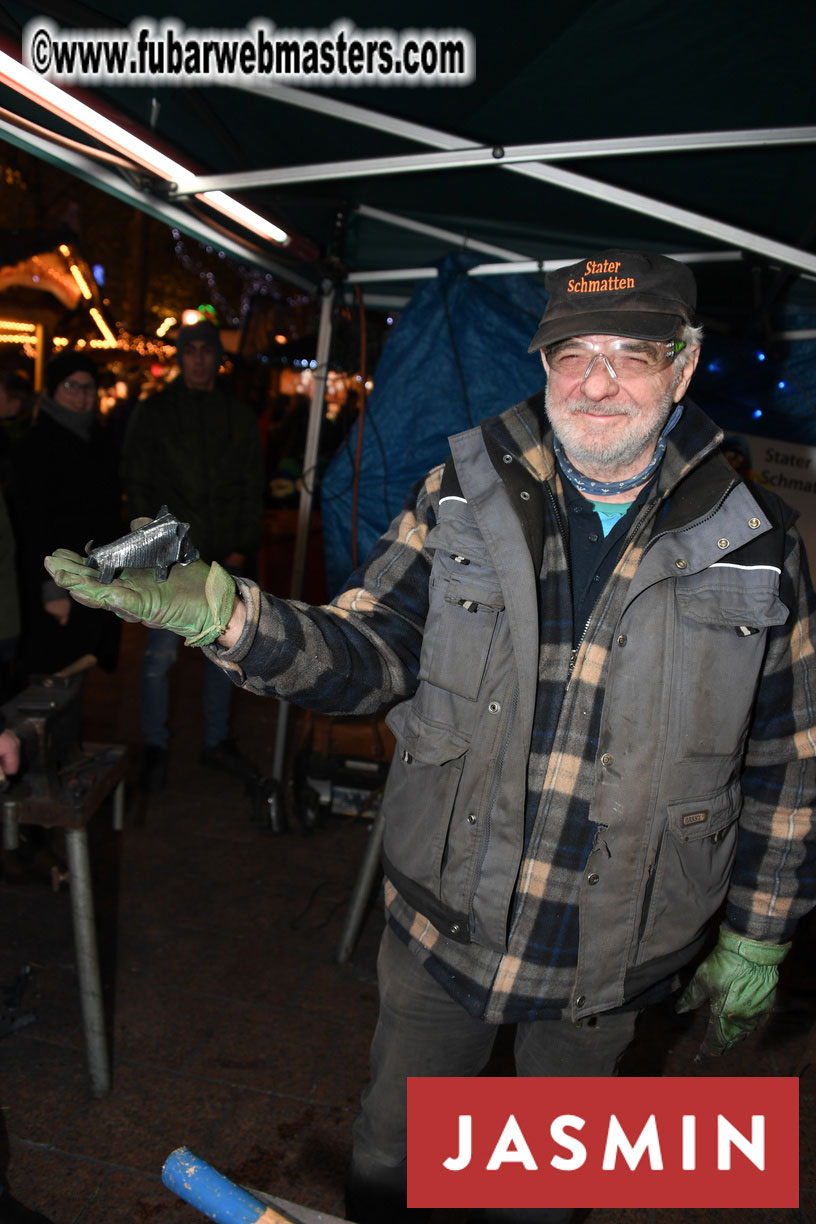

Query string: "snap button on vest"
[[575, 995, 585, 1007], [450, 922, 460, 935], [520, 490, 531, 501], [587, 873, 600, 885], [467, 813, 476, 824], [601, 753, 613, 766], [617, 634, 627, 646], [748, 517, 761, 529], [488, 701, 501, 714], [502, 453, 513, 464], [717, 538, 730, 549], [675, 558, 688, 569]]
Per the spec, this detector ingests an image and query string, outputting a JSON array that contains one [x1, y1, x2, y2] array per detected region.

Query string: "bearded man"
[[45, 251, 816, 1224]]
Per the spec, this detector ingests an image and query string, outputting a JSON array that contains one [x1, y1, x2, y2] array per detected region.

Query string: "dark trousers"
[[347, 926, 639, 1224]]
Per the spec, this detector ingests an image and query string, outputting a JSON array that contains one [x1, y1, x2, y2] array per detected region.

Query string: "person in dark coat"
[[120, 320, 264, 790], [9, 352, 122, 678]]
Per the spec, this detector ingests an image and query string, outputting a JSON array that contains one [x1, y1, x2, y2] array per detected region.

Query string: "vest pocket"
[[635, 780, 742, 962], [674, 567, 788, 760], [419, 556, 505, 701], [383, 705, 470, 907]]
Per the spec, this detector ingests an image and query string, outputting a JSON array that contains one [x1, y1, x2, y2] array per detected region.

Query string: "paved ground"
[[1, 621, 814, 1223]]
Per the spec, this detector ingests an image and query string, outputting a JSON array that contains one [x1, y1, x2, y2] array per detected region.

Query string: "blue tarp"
[[320, 253, 548, 592]]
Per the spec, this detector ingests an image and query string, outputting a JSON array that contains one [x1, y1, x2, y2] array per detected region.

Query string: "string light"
[[69, 263, 93, 300], [0, 319, 35, 332], [171, 231, 242, 326], [89, 306, 117, 346]]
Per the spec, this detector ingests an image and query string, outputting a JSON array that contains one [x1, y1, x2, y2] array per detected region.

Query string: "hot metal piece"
[[85, 505, 199, 583]]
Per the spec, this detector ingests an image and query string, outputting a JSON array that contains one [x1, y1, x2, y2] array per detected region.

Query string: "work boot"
[[200, 738, 258, 784], [140, 745, 169, 792]]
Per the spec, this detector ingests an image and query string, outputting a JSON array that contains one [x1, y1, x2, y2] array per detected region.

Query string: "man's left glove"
[[676, 924, 791, 1059], [43, 550, 236, 647]]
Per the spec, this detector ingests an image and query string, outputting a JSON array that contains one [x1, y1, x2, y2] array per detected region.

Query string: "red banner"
[[407, 1077, 798, 1209]]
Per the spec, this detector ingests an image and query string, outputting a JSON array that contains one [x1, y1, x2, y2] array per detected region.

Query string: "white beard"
[[545, 380, 680, 476]]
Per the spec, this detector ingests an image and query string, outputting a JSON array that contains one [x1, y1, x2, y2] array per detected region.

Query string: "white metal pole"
[[508, 160, 816, 277], [178, 126, 816, 194], [355, 203, 527, 262], [271, 285, 336, 783], [345, 251, 743, 284]]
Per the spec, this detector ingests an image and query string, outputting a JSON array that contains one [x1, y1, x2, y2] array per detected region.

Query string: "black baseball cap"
[[528, 249, 697, 352]]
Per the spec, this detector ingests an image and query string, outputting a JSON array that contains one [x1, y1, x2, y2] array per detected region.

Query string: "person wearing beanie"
[[43, 351, 99, 401], [46, 251, 816, 1223], [120, 318, 264, 792], [9, 351, 121, 677], [174, 319, 223, 374]]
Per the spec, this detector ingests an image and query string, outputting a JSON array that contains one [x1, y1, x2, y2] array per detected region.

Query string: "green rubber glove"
[[676, 924, 790, 1059], [43, 549, 237, 647]]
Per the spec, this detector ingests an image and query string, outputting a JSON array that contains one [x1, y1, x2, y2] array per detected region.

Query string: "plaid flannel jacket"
[[210, 395, 816, 1024]]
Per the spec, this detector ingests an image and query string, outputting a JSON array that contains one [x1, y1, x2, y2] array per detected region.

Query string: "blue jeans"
[[140, 626, 233, 749], [347, 925, 639, 1224]]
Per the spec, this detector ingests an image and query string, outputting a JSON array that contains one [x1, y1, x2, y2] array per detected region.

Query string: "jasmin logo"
[[407, 1077, 798, 1209], [444, 1111, 764, 1171]]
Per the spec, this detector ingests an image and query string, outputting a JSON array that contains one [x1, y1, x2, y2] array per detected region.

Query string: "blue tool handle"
[[162, 1148, 286, 1223]]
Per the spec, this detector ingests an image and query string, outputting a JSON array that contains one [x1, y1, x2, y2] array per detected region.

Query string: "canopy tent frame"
[[0, 113, 317, 291], [346, 250, 744, 284], [226, 84, 816, 278], [2, 50, 814, 792], [354, 203, 528, 262], [173, 125, 816, 194], [2, 55, 814, 281]]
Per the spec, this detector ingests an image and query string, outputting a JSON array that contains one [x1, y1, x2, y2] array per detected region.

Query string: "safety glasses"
[[545, 338, 686, 380]]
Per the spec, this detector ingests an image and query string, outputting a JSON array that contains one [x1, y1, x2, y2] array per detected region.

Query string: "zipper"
[[643, 476, 737, 556], [559, 471, 730, 692], [546, 478, 630, 694], [566, 623, 590, 692], [544, 481, 578, 691], [565, 500, 654, 693]]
